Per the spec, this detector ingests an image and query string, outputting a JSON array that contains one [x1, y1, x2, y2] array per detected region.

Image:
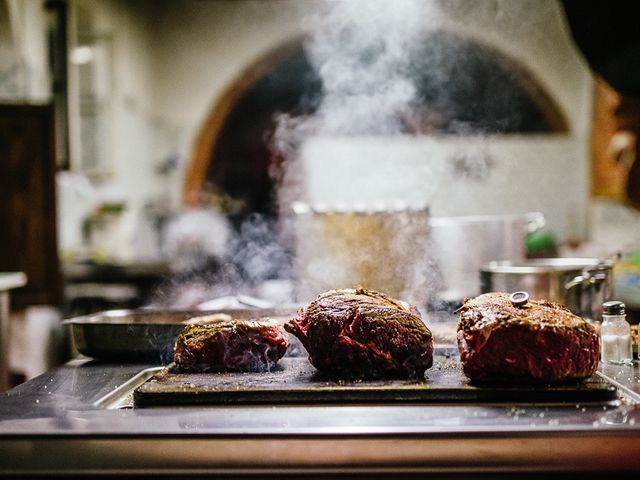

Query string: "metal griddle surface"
[[133, 356, 617, 407]]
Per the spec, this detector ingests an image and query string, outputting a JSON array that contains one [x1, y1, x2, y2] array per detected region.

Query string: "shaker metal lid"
[[602, 300, 626, 315], [509, 291, 529, 307]]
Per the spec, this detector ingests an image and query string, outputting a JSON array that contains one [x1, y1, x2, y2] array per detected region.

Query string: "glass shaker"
[[600, 301, 633, 364]]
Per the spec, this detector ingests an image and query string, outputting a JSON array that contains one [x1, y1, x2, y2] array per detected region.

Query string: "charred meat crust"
[[173, 319, 289, 373], [285, 288, 433, 379], [457, 292, 599, 383]]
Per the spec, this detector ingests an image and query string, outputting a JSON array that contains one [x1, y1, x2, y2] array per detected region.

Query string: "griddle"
[[133, 355, 617, 407]]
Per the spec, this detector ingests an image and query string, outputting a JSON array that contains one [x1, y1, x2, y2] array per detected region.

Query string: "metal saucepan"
[[480, 257, 614, 321], [429, 212, 545, 303]]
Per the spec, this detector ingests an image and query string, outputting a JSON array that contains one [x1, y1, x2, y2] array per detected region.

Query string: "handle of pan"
[[565, 262, 613, 322], [565, 267, 609, 291]]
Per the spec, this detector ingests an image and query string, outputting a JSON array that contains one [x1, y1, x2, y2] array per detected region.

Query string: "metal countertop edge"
[[2, 435, 640, 473], [597, 371, 640, 403], [1, 426, 640, 439], [2, 467, 640, 476]]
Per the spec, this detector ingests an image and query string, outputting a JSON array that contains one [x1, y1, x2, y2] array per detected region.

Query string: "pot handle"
[[565, 255, 617, 292], [565, 264, 611, 322], [565, 266, 609, 291], [565, 274, 585, 291]]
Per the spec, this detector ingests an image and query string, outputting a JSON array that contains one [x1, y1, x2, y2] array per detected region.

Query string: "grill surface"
[[134, 355, 617, 407]]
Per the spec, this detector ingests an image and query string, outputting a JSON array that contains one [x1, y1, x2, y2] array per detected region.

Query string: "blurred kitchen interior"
[[2, 0, 640, 386]]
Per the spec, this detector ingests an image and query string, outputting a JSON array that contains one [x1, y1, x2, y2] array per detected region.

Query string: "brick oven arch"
[[184, 32, 569, 212], [183, 36, 306, 207]]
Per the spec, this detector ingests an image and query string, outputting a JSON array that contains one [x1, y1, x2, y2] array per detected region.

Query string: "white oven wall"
[[53, 0, 594, 259], [296, 0, 593, 242], [435, 0, 593, 138], [57, 0, 308, 260], [301, 135, 588, 241]]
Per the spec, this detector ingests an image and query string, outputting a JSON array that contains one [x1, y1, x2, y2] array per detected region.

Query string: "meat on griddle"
[[285, 288, 433, 379], [457, 292, 600, 383], [173, 317, 289, 372]]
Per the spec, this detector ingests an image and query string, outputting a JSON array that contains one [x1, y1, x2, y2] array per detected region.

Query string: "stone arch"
[[184, 31, 569, 213]]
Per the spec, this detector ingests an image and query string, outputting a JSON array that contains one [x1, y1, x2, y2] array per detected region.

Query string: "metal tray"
[[64, 308, 297, 362], [133, 356, 619, 407]]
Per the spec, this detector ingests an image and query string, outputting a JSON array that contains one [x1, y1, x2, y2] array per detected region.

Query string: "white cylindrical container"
[[600, 301, 632, 364]]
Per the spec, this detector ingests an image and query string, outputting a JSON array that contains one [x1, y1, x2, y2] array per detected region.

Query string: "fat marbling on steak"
[[285, 288, 433, 379], [457, 292, 599, 383], [173, 317, 288, 372]]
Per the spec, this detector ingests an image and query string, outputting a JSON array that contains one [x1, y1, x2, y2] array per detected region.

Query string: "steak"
[[457, 292, 599, 383], [173, 317, 289, 372], [284, 288, 433, 379]]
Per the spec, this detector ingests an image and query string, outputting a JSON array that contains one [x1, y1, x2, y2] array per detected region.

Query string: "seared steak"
[[457, 292, 599, 383], [285, 288, 433, 379], [173, 317, 288, 372]]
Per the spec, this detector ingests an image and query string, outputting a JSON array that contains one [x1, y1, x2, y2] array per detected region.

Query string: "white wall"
[[148, 0, 309, 205], [435, 0, 593, 137], [68, 0, 164, 195], [295, 0, 593, 240], [59, 0, 309, 259], [301, 135, 588, 240], [59, 0, 161, 260], [57, 0, 596, 258], [147, 0, 594, 169]]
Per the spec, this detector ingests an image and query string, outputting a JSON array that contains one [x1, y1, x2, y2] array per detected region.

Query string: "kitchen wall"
[[151, 0, 306, 158], [19, 0, 611, 258], [147, 0, 593, 142], [59, 0, 165, 260], [291, 0, 593, 239], [439, 0, 593, 136], [58, 0, 309, 261], [301, 135, 589, 240]]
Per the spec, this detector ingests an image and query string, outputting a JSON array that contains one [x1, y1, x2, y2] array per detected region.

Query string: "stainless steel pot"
[[292, 202, 430, 306], [429, 212, 545, 303], [480, 258, 614, 321]]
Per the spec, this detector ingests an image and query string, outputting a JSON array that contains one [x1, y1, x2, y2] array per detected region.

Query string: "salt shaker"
[[600, 301, 633, 364]]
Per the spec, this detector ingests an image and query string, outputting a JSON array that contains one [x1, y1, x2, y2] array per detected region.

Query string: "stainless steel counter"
[[1, 358, 640, 476]]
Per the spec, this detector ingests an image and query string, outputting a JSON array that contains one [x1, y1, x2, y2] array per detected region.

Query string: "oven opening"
[[185, 30, 568, 220]]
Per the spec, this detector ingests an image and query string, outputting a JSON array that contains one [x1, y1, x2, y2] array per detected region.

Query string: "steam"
[[273, 1, 436, 216], [162, 208, 233, 272], [150, 212, 291, 308], [303, 0, 426, 135], [274, 0, 435, 152], [153, 0, 544, 310], [273, 0, 442, 307]]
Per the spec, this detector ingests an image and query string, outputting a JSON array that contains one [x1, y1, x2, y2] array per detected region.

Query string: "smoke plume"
[[272, 0, 441, 306]]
